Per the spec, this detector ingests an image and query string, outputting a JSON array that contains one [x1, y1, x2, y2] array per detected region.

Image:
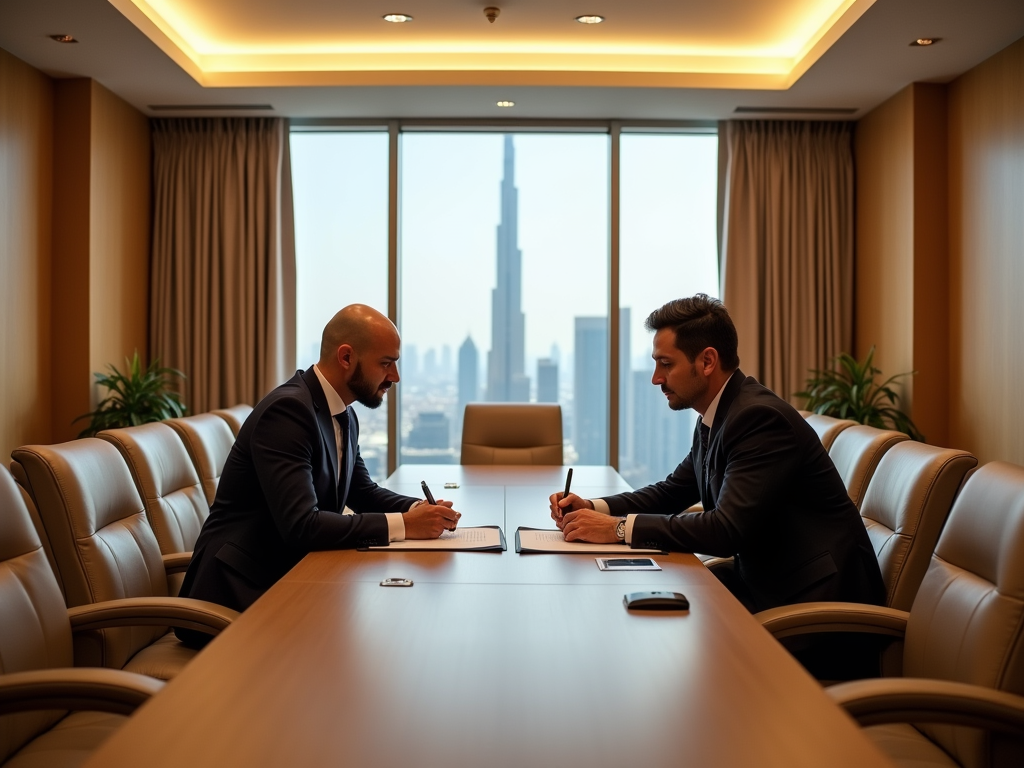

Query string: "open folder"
[[366, 525, 506, 552], [515, 527, 665, 554]]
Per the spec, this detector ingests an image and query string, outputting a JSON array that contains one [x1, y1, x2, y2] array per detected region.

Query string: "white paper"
[[516, 528, 662, 554], [369, 526, 503, 551]]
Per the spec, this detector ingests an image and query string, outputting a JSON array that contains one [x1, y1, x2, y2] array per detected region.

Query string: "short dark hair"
[[644, 294, 740, 371]]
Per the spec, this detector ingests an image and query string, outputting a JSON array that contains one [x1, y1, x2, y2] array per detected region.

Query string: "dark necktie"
[[700, 421, 711, 454], [334, 411, 351, 493]]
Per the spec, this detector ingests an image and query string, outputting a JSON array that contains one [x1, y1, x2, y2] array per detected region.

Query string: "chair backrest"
[[211, 404, 253, 437], [803, 414, 858, 451], [99, 422, 209, 554], [0, 466, 74, 763], [827, 425, 909, 508], [165, 414, 235, 507], [11, 439, 168, 670], [460, 403, 563, 465], [858, 441, 977, 610], [904, 461, 1024, 768]]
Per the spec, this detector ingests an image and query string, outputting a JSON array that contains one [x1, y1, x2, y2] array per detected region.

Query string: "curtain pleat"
[[720, 120, 854, 402], [149, 118, 296, 414]]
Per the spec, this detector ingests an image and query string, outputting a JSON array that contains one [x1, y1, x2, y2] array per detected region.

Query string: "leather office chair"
[[828, 425, 910, 508], [460, 403, 563, 465], [0, 465, 162, 768], [211, 404, 253, 437], [803, 413, 858, 451], [858, 441, 976, 611], [759, 461, 1024, 768], [10, 440, 237, 681], [164, 414, 235, 507]]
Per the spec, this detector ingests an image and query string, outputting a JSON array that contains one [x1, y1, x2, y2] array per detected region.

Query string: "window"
[[291, 123, 718, 479]]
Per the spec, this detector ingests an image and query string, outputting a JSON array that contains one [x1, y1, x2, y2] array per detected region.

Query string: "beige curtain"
[[720, 120, 854, 402], [150, 118, 296, 414]]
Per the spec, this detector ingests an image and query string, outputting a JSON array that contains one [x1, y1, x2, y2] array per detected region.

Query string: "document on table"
[[515, 527, 665, 554], [366, 525, 506, 552]]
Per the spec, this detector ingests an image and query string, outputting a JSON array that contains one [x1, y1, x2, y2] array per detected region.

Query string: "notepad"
[[366, 525, 506, 552], [515, 527, 665, 554]]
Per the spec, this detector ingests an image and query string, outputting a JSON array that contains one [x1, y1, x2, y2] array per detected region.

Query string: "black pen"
[[561, 467, 573, 516], [421, 480, 437, 505]]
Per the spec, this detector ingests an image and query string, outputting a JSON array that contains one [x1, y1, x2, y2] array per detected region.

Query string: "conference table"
[[84, 465, 894, 768]]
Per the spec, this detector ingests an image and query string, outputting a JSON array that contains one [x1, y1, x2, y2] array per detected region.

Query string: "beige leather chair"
[[828, 425, 910, 508], [10, 440, 237, 681], [461, 403, 563, 465], [858, 441, 977, 611], [211, 404, 253, 437], [803, 413, 858, 451], [164, 414, 235, 507], [0, 466, 162, 768], [760, 461, 1024, 768], [98, 422, 210, 554]]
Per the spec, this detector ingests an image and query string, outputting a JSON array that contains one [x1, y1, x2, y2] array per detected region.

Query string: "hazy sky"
[[290, 131, 719, 373]]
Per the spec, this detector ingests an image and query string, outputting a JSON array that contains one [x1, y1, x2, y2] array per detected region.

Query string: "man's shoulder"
[[722, 377, 803, 432], [239, 371, 317, 436]]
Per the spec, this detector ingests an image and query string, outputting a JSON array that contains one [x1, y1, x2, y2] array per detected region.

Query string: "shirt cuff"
[[385, 512, 406, 542], [591, 498, 611, 515], [625, 514, 637, 546]]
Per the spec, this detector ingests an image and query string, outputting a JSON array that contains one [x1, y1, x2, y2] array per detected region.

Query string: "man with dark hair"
[[177, 305, 460, 646], [550, 294, 884, 613]]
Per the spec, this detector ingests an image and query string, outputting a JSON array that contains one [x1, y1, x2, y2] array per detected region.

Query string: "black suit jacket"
[[178, 368, 417, 614], [605, 371, 885, 612]]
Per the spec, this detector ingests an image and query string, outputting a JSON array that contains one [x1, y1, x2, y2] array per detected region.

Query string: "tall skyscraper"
[[625, 369, 694, 488], [536, 358, 559, 403], [457, 335, 480, 445], [486, 135, 530, 403], [574, 316, 608, 464]]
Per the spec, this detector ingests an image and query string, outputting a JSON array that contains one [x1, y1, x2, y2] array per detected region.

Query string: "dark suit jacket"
[[604, 370, 885, 612], [178, 368, 417, 615]]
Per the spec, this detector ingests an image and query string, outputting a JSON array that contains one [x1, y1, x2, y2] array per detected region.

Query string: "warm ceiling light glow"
[[575, 15, 605, 24], [496, 100, 515, 107], [910, 37, 941, 46], [49, 34, 78, 43], [383, 14, 413, 23]]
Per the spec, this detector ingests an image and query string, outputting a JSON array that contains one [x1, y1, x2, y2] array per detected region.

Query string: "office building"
[[486, 136, 529, 404], [456, 335, 479, 441], [406, 411, 450, 450], [574, 317, 608, 464], [536, 358, 558, 403]]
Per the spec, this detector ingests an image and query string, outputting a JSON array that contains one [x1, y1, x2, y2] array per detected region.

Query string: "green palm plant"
[[795, 346, 924, 442], [75, 351, 187, 437]]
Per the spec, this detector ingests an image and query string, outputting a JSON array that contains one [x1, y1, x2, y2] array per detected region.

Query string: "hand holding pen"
[[421, 480, 460, 532]]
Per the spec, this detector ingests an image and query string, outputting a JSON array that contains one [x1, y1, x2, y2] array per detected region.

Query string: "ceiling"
[[0, 0, 1023, 120]]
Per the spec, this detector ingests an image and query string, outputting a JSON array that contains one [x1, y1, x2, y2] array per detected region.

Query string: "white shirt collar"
[[312, 364, 348, 417], [701, 370, 738, 431]]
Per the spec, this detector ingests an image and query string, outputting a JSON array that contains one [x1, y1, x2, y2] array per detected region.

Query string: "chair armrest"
[[828, 678, 1024, 734], [756, 602, 910, 640], [0, 667, 163, 716], [162, 551, 193, 574], [68, 597, 239, 636]]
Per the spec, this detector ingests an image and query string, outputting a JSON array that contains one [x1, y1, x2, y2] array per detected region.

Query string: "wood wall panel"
[[948, 36, 1024, 465], [89, 81, 151, 386], [0, 49, 53, 459]]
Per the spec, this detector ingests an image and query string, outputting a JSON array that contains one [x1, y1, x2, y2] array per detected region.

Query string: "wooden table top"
[[84, 465, 894, 768]]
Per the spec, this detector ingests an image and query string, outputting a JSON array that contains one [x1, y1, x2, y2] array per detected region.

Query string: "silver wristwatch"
[[615, 518, 626, 541]]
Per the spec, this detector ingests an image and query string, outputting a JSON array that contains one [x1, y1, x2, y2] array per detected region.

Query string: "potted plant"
[[795, 346, 924, 441], [75, 351, 187, 437]]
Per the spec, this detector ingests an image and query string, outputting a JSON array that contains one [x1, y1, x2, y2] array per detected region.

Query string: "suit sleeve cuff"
[[592, 498, 611, 515], [625, 514, 638, 546], [386, 512, 406, 542]]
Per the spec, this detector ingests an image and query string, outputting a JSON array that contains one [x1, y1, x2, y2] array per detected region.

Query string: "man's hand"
[[562, 509, 622, 543], [549, 492, 594, 529], [405, 500, 461, 539]]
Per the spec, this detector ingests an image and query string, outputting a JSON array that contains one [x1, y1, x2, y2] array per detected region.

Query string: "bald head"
[[319, 304, 397, 363]]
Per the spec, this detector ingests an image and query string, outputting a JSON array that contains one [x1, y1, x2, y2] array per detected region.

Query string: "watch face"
[[616, 520, 626, 539]]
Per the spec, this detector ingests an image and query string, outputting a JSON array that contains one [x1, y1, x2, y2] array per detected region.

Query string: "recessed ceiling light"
[[575, 15, 605, 24], [383, 14, 413, 23], [910, 37, 942, 46], [49, 34, 78, 43], [496, 100, 515, 108]]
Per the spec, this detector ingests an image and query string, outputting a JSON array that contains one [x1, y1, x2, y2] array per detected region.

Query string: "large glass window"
[[399, 133, 609, 464], [290, 131, 390, 481], [618, 133, 720, 487]]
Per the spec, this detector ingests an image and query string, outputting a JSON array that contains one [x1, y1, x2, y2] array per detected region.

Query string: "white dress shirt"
[[313, 364, 406, 542], [591, 371, 737, 544]]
